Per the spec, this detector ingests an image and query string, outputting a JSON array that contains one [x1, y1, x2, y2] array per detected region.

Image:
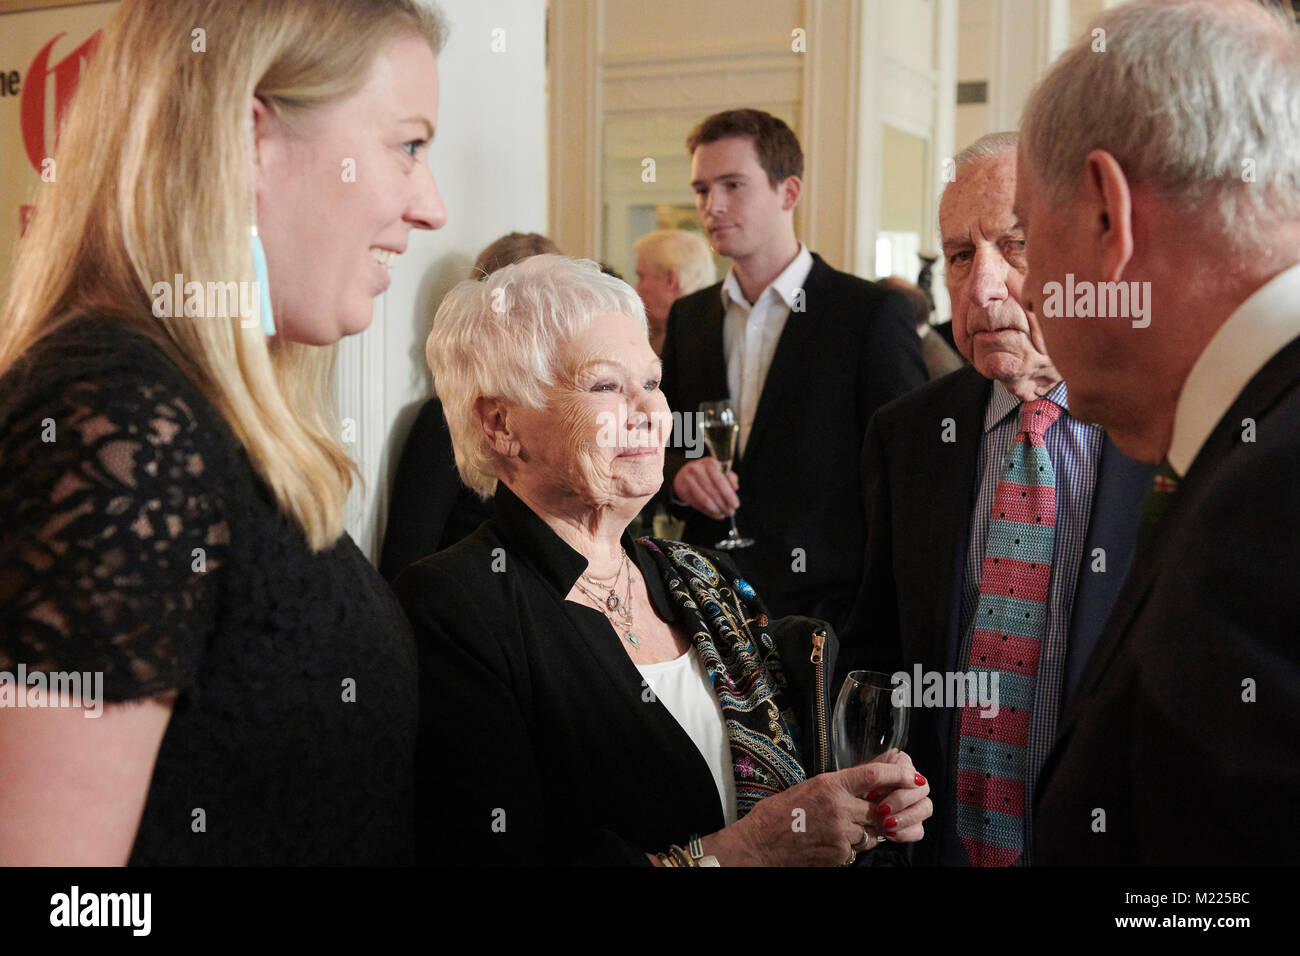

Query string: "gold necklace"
[[580, 551, 629, 616], [575, 551, 639, 648]]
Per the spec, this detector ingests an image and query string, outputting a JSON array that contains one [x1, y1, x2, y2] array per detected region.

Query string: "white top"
[[721, 243, 815, 458], [637, 647, 739, 826], [1168, 262, 1300, 476]]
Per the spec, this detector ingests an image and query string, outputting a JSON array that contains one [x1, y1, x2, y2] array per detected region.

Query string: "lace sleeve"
[[0, 368, 230, 702]]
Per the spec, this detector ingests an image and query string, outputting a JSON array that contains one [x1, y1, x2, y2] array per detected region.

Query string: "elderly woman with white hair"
[[395, 255, 931, 866]]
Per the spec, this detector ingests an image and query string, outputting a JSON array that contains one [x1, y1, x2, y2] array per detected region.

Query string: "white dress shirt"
[[721, 243, 815, 458], [1168, 263, 1300, 477]]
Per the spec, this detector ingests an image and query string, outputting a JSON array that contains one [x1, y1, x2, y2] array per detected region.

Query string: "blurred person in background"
[[633, 228, 717, 356], [881, 275, 964, 381]]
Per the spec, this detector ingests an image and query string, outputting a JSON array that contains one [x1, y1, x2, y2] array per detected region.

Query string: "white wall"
[[335, 0, 548, 561]]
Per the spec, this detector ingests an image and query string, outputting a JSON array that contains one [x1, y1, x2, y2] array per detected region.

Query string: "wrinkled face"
[[256, 34, 446, 345], [690, 136, 793, 262], [941, 151, 1057, 388], [634, 250, 677, 349], [510, 310, 670, 510]]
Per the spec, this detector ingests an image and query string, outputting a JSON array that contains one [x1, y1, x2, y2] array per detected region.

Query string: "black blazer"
[[393, 483, 837, 865], [842, 365, 1155, 865], [660, 252, 927, 631], [1034, 335, 1300, 865], [379, 396, 491, 582]]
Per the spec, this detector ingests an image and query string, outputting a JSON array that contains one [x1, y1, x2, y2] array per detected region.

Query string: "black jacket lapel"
[[742, 255, 828, 462]]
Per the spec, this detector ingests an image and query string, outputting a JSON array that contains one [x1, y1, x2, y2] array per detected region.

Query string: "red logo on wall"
[[19, 30, 102, 174]]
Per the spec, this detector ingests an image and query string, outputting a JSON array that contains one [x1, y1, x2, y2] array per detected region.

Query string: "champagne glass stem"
[[720, 463, 743, 541]]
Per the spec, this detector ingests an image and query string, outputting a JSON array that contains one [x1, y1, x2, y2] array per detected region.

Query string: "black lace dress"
[[0, 316, 418, 865]]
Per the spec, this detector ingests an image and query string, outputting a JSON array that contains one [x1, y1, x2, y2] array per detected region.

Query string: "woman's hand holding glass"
[[700, 753, 931, 866]]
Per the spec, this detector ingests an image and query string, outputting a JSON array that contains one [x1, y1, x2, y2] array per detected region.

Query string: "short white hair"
[[427, 254, 647, 498], [1021, 0, 1300, 241], [939, 131, 1019, 219], [633, 229, 717, 295]]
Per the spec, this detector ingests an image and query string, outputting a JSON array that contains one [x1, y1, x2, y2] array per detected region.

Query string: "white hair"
[[633, 229, 717, 295], [427, 254, 648, 498], [1021, 0, 1300, 242], [953, 131, 1019, 179], [939, 131, 1019, 215]]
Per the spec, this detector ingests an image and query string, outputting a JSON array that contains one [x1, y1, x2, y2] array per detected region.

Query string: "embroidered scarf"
[[637, 538, 807, 817]]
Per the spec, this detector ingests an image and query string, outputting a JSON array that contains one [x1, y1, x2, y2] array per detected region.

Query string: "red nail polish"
[[885, 817, 898, 829], [866, 790, 880, 801], [877, 804, 892, 817], [915, 773, 926, 787]]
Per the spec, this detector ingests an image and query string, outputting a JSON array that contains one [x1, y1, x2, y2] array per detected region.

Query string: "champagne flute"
[[697, 400, 754, 549], [832, 670, 910, 771]]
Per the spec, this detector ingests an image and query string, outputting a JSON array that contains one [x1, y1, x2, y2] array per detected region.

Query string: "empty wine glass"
[[832, 669, 910, 771]]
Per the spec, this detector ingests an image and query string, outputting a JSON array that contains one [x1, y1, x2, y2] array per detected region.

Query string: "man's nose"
[[967, 249, 1007, 307], [703, 186, 724, 216]]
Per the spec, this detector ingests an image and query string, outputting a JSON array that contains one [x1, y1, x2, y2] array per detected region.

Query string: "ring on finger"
[[851, 827, 871, 851]]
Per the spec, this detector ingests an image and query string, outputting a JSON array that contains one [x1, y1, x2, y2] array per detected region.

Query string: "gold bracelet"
[[668, 844, 695, 868]]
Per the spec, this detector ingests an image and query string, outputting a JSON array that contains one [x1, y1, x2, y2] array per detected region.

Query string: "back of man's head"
[[473, 232, 561, 280], [1021, 0, 1300, 258], [686, 109, 804, 189]]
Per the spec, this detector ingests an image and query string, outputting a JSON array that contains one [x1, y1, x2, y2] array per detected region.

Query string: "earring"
[[250, 224, 276, 336]]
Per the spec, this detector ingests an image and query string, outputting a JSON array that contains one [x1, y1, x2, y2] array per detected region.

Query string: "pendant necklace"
[[576, 551, 639, 648]]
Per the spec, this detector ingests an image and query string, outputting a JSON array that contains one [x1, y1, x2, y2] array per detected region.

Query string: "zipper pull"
[[810, 628, 825, 663]]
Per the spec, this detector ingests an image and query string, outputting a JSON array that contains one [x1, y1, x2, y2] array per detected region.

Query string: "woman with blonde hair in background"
[[0, 0, 448, 865]]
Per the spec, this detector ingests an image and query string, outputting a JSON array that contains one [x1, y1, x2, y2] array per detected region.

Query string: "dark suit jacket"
[[660, 252, 927, 631], [1034, 335, 1300, 865], [379, 396, 491, 582], [842, 365, 1155, 865]]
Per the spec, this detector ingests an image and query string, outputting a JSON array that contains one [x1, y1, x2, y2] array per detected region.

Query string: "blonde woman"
[[0, 0, 447, 865]]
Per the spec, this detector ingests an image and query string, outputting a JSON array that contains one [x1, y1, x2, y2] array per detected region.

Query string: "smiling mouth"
[[370, 247, 399, 271]]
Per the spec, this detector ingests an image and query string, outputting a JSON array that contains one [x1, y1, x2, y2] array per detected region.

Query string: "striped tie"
[[956, 397, 1061, 867]]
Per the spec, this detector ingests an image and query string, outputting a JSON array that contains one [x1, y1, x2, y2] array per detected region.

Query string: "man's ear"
[[1084, 149, 1134, 283], [666, 269, 681, 296], [474, 396, 520, 458], [779, 174, 803, 212]]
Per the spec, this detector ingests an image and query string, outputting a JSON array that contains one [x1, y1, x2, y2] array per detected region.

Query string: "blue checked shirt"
[[955, 379, 1104, 861]]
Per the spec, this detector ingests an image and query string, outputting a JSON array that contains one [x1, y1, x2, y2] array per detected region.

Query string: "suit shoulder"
[[393, 524, 503, 610], [810, 258, 880, 293], [667, 281, 723, 318], [870, 366, 987, 432]]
